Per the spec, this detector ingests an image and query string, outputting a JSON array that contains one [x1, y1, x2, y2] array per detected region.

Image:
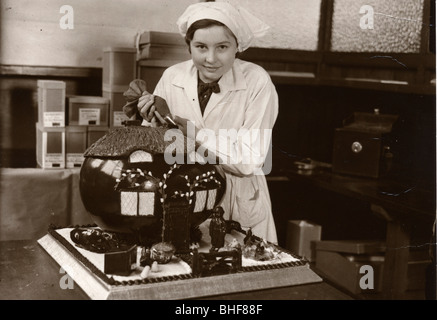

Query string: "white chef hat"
[[176, 1, 270, 52]]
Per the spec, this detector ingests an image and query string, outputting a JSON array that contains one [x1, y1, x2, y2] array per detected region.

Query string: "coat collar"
[[171, 59, 247, 125]]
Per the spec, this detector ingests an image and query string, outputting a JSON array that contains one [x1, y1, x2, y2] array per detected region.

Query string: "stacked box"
[[103, 47, 137, 90], [137, 31, 190, 61], [314, 240, 430, 295], [37, 80, 66, 127], [314, 240, 387, 295], [87, 126, 108, 147], [36, 122, 65, 169], [137, 60, 171, 93], [102, 89, 129, 127], [286, 220, 322, 262], [36, 79, 114, 169], [68, 96, 109, 127], [66, 126, 87, 168], [137, 32, 190, 93], [102, 47, 137, 127]]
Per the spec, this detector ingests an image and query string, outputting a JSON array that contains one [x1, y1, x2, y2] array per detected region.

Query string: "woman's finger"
[[146, 105, 156, 122], [154, 111, 166, 125], [139, 100, 154, 120], [150, 116, 158, 127], [138, 94, 153, 108]]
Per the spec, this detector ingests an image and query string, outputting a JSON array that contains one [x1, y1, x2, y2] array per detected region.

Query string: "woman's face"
[[190, 25, 238, 83]]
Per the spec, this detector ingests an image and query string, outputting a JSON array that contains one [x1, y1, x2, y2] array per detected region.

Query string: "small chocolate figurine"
[[70, 227, 120, 253], [209, 206, 227, 251]]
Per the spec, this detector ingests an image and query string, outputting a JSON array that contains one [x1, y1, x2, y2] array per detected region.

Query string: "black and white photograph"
[[0, 0, 435, 307]]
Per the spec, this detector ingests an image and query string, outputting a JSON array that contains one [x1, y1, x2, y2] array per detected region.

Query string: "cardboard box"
[[316, 249, 385, 294], [87, 126, 108, 147], [285, 220, 321, 261], [314, 240, 385, 254], [137, 59, 176, 93], [102, 47, 136, 91], [315, 240, 387, 295], [37, 80, 66, 127], [314, 240, 431, 295], [68, 96, 109, 126], [137, 31, 187, 47], [102, 89, 129, 127], [137, 31, 189, 60], [65, 126, 87, 168], [36, 122, 65, 169]]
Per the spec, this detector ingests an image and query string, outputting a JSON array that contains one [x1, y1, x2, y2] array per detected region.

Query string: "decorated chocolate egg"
[[79, 125, 225, 247]]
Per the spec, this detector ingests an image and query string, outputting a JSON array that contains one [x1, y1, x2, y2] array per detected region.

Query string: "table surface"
[[0, 239, 354, 300], [284, 168, 435, 222], [282, 167, 435, 300]]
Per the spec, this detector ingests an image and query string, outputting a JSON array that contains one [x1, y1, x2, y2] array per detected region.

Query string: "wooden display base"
[[37, 225, 322, 300]]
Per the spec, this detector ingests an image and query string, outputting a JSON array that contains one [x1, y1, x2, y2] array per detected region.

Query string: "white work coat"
[[153, 58, 279, 243]]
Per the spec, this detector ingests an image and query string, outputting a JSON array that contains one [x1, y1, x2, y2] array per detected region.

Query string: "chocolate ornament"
[[209, 206, 227, 251]]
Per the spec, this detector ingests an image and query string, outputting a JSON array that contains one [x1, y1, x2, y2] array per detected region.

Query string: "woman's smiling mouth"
[[204, 66, 220, 72]]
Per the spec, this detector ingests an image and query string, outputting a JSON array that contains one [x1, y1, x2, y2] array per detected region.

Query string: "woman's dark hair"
[[185, 19, 239, 57]]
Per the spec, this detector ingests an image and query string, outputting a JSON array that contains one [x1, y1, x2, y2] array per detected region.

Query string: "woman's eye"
[[218, 45, 228, 50], [196, 45, 207, 50]]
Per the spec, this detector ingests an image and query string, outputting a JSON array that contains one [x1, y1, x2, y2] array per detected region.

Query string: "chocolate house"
[[79, 125, 226, 251]]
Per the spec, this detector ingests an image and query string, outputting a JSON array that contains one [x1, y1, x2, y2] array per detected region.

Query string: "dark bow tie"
[[198, 82, 220, 94]]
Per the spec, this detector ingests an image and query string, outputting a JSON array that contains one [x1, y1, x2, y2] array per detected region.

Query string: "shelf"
[[241, 48, 436, 95], [0, 65, 101, 78], [318, 77, 436, 95]]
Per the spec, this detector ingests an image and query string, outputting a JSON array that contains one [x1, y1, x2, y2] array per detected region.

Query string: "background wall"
[[0, 0, 199, 67], [0, 0, 323, 68]]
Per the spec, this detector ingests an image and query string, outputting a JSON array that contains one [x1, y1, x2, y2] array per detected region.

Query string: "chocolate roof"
[[83, 126, 195, 158]]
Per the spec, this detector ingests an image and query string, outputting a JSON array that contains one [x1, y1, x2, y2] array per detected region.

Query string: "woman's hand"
[[137, 91, 167, 127], [174, 116, 198, 139], [137, 91, 156, 122]]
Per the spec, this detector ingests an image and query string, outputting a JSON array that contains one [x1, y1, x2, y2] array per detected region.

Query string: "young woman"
[[137, 2, 279, 243]]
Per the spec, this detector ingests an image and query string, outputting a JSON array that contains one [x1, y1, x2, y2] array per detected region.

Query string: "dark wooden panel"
[[271, 84, 436, 184]]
